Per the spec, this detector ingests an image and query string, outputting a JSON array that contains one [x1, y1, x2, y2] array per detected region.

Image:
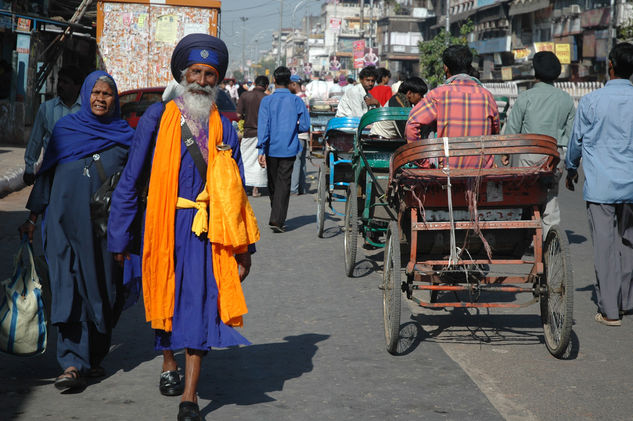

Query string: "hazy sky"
[[219, 0, 324, 73]]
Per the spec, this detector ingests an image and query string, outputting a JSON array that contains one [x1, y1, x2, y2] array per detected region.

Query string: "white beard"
[[179, 79, 218, 122]]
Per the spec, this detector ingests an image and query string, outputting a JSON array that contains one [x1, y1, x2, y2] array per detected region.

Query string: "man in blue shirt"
[[566, 42, 633, 326], [23, 66, 83, 185], [257, 66, 310, 232]]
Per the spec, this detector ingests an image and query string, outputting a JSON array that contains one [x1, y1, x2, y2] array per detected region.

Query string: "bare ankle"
[[162, 351, 178, 372], [181, 393, 197, 403]]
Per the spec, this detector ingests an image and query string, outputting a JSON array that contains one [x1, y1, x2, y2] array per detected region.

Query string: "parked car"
[[119, 86, 239, 129]]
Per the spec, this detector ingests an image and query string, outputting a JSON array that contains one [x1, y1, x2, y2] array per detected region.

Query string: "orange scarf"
[[143, 100, 260, 331]]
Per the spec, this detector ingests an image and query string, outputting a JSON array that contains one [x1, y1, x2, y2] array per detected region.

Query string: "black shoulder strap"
[[93, 154, 107, 183], [181, 120, 208, 180]]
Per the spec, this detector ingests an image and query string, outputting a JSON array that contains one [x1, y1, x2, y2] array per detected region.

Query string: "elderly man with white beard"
[[108, 34, 260, 421]]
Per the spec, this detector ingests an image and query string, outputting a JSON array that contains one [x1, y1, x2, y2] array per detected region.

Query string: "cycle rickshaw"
[[383, 134, 573, 358], [343, 107, 410, 277], [316, 117, 359, 238], [308, 99, 337, 158]]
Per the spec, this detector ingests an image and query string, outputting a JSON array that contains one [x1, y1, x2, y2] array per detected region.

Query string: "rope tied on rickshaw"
[[441, 137, 460, 267], [465, 137, 493, 262]]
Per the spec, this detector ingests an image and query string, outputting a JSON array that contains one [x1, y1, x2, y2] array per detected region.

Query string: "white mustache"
[[186, 82, 214, 94]]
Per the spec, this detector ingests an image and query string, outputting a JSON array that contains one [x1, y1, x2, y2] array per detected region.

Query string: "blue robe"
[[27, 145, 128, 332], [108, 102, 250, 351]]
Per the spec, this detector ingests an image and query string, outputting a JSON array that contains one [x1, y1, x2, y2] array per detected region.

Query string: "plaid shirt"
[[405, 75, 500, 168]]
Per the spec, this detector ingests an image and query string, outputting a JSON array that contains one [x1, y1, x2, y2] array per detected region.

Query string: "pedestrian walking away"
[[289, 74, 308, 195], [503, 51, 575, 237], [18, 70, 134, 392], [237, 75, 269, 197], [565, 42, 633, 327], [108, 33, 260, 421], [257, 66, 310, 232], [23, 65, 83, 185], [405, 45, 500, 169]]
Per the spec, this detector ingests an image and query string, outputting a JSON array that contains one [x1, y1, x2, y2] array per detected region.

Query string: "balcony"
[[382, 44, 420, 55]]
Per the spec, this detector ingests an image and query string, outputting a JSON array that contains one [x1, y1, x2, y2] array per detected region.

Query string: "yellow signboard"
[[555, 43, 571, 64], [513, 48, 530, 61], [533, 42, 554, 52]]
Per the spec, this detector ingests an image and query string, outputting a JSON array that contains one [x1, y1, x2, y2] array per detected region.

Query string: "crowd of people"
[[15, 29, 633, 421]]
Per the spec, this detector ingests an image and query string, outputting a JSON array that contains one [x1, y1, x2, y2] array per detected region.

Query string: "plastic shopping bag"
[[0, 237, 47, 356]]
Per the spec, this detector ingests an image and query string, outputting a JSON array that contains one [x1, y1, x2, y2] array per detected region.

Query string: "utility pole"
[[360, 0, 364, 41], [445, 0, 450, 45], [277, 0, 284, 68], [606, 0, 616, 80], [240, 16, 248, 80], [368, 0, 374, 50]]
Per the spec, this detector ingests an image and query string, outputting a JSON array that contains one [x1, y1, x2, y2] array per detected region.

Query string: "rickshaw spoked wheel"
[[344, 182, 358, 277], [540, 225, 573, 358], [316, 162, 328, 238], [383, 220, 402, 355]]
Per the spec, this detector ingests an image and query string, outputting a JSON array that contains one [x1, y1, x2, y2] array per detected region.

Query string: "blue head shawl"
[[39, 70, 134, 174]]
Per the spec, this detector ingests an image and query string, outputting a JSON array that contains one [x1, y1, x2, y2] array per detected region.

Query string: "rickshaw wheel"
[[383, 221, 402, 354], [316, 163, 328, 238], [540, 225, 573, 358], [344, 182, 358, 277]]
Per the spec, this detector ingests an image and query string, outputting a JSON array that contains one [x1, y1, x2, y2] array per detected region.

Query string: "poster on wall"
[[329, 55, 341, 71], [304, 63, 312, 76], [155, 15, 179, 43], [363, 47, 379, 67], [353, 39, 365, 69], [329, 17, 341, 32]]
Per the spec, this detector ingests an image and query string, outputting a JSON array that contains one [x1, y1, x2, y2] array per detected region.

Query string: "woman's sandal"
[[54, 367, 85, 390]]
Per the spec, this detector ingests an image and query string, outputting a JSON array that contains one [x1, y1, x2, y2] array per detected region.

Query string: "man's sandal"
[[54, 367, 85, 390]]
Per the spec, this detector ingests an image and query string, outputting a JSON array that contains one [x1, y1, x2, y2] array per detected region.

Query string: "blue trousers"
[[56, 321, 111, 373], [291, 138, 307, 194]]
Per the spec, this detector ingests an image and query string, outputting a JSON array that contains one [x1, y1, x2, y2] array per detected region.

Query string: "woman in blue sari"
[[19, 70, 134, 391]]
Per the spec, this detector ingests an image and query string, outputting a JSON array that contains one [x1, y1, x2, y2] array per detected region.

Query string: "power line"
[[221, 2, 271, 13]]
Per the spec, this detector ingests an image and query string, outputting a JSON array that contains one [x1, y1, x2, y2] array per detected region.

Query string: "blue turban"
[[171, 33, 229, 82]]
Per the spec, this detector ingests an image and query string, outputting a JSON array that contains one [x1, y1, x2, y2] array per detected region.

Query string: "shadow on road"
[[403, 308, 578, 359], [576, 283, 597, 306], [284, 214, 315, 232], [565, 229, 587, 245], [198, 333, 329, 416]]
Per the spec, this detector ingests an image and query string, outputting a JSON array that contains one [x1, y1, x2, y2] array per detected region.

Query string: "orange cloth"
[[143, 100, 259, 331]]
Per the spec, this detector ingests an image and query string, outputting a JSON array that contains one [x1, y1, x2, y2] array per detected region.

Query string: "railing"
[[484, 81, 604, 111]]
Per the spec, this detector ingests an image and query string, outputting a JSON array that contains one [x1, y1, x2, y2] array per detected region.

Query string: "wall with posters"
[[97, 0, 220, 92]]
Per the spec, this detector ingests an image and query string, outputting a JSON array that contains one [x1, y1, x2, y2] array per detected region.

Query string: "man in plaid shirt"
[[405, 45, 500, 168]]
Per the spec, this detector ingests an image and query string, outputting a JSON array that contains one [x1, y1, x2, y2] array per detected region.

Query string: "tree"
[[618, 19, 633, 42], [257, 57, 277, 80], [418, 21, 475, 89]]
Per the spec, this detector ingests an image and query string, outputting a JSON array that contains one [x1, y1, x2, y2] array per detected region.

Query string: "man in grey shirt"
[[503, 51, 575, 236], [23, 65, 83, 185]]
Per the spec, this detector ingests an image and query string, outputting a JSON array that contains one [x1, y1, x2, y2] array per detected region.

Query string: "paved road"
[[0, 164, 631, 421]]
